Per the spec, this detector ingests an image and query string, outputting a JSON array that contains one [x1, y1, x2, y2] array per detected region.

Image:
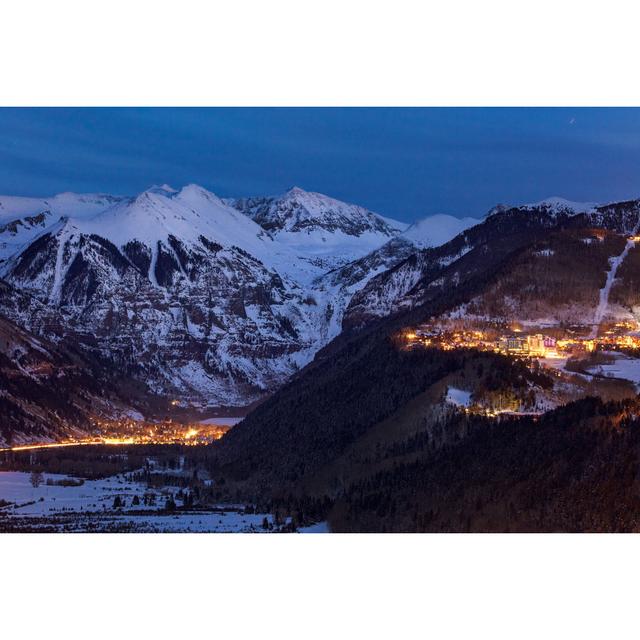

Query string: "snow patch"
[[586, 352, 640, 387], [445, 387, 472, 407]]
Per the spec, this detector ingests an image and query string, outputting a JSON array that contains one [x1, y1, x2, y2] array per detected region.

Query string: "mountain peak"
[[285, 185, 308, 197], [135, 184, 179, 201], [231, 188, 405, 241], [178, 183, 223, 204], [77, 183, 270, 253], [402, 213, 480, 248]]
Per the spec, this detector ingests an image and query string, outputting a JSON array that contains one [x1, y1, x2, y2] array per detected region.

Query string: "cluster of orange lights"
[[1, 419, 233, 453], [91, 418, 231, 447], [402, 328, 504, 354], [401, 319, 640, 360]]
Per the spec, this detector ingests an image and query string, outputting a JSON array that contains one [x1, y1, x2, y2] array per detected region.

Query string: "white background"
[[2, 0, 640, 106], [2, 1, 640, 638]]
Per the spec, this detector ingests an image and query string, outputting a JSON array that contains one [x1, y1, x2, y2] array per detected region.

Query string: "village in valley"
[[89, 415, 235, 447], [0, 416, 236, 453], [398, 227, 640, 406], [399, 315, 640, 417], [401, 319, 640, 360]]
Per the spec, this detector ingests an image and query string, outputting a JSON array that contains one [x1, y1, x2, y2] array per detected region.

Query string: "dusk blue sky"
[[1, 108, 639, 223]]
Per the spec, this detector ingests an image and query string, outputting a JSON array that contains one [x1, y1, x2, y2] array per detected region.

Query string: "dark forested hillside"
[[450, 228, 627, 323], [342, 201, 606, 328], [211, 210, 587, 489], [330, 397, 640, 532], [213, 338, 545, 494], [344, 199, 640, 329], [210, 230, 560, 497]]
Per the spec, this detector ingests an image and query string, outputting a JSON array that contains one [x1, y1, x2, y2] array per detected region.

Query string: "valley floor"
[[0, 464, 328, 533], [0, 470, 277, 532]]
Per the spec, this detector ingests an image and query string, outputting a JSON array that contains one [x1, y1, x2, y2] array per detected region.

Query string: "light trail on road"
[[0, 438, 135, 453]]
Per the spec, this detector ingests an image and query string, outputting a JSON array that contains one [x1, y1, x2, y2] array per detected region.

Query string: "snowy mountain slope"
[[316, 213, 482, 332], [3, 184, 322, 291], [343, 197, 640, 328], [0, 192, 124, 265], [401, 214, 480, 248], [1, 217, 323, 406], [227, 187, 407, 270], [228, 186, 406, 236], [83, 185, 275, 258], [520, 197, 598, 216]]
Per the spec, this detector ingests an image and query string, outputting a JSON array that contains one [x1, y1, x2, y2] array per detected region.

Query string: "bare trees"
[[30, 470, 44, 488]]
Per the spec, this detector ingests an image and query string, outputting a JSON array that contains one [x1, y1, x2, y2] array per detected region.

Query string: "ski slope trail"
[[590, 221, 640, 338]]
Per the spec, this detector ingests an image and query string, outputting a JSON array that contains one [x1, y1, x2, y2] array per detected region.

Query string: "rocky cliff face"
[[0, 280, 155, 447]]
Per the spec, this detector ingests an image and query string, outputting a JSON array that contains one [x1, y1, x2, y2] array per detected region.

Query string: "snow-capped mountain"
[[401, 213, 480, 248], [487, 197, 598, 219], [0, 184, 411, 413], [227, 187, 407, 270], [0, 191, 125, 220]]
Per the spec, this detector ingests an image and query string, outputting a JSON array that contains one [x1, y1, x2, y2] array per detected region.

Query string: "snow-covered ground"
[[0, 470, 329, 533], [0, 471, 273, 532], [445, 387, 472, 407], [541, 349, 640, 387], [590, 235, 639, 338], [586, 352, 640, 387], [0, 471, 151, 515], [298, 521, 331, 533]]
